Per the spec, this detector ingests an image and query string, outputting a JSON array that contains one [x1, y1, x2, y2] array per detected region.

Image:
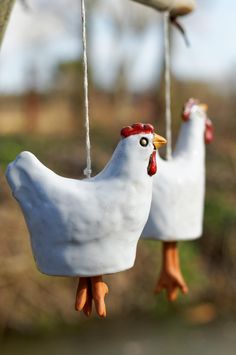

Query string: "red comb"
[[182, 98, 199, 121], [121, 123, 154, 138]]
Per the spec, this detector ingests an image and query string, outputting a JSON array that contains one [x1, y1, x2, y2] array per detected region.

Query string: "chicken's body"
[[8, 153, 149, 276], [7, 138, 154, 277], [144, 104, 206, 241]]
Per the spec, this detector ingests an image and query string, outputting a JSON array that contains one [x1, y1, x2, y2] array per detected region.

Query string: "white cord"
[[164, 11, 172, 160], [81, 0, 92, 178]]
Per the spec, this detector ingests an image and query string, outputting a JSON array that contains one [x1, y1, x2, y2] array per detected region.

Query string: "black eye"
[[140, 137, 149, 147]]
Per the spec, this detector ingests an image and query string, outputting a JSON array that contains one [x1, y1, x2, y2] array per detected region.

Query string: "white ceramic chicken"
[[143, 99, 213, 301], [6, 123, 166, 317]]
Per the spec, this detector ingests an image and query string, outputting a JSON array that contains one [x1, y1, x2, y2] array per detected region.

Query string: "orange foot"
[[75, 276, 109, 318], [155, 242, 189, 302]]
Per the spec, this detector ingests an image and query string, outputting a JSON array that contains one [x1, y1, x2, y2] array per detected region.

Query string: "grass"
[[205, 194, 236, 237]]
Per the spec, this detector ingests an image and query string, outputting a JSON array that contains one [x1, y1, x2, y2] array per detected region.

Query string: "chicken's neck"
[[174, 113, 206, 159], [94, 140, 152, 184]]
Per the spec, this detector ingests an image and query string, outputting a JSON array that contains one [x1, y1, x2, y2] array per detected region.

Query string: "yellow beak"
[[153, 133, 167, 149], [199, 103, 208, 113]]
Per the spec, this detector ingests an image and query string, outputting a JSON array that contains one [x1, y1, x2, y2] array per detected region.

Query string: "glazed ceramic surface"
[[170, 0, 196, 17], [131, 0, 196, 16], [6, 125, 160, 277], [143, 104, 209, 241], [131, 0, 174, 12]]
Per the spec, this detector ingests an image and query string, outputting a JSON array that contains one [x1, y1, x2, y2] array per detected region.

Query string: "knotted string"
[[164, 11, 172, 161], [81, 0, 92, 178]]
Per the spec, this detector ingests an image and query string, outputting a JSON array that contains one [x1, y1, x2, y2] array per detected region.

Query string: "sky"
[[0, 0, 235, 93]]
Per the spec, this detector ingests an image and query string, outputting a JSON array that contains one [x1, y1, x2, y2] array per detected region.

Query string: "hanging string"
[[164, 11, 172, 160], [81, 0, 92, 178]]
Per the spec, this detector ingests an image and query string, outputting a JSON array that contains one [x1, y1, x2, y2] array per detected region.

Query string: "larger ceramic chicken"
[[143, 99, 213, 301], [6, 123, 166, 317]]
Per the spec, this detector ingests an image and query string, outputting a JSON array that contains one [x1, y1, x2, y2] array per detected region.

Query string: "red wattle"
[[205, 118, 214, 144], [148, 151, 157, 176]]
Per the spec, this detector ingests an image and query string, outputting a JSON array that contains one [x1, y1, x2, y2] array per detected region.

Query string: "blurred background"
[[0, 0, 236, 354]]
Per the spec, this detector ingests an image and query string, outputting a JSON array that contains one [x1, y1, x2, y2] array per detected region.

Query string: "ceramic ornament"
[[131, 0, 196, 17], [6, 123, 167, 317], [131, 0, 196, 45], [143, 99, 213, 300], [0, 0, 15, 49], [170, 0, 196, 18], [131, 0, 175, 12]]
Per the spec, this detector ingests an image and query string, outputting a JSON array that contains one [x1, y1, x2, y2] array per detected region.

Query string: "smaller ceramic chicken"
[[6, 123, 166, 317], [143, 99, 213, 301]]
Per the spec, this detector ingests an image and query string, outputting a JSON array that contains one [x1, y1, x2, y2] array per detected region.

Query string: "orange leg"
[[155, 242, 189, 302], [91, 276, 109, 318], [75, 276, 109, 318]]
